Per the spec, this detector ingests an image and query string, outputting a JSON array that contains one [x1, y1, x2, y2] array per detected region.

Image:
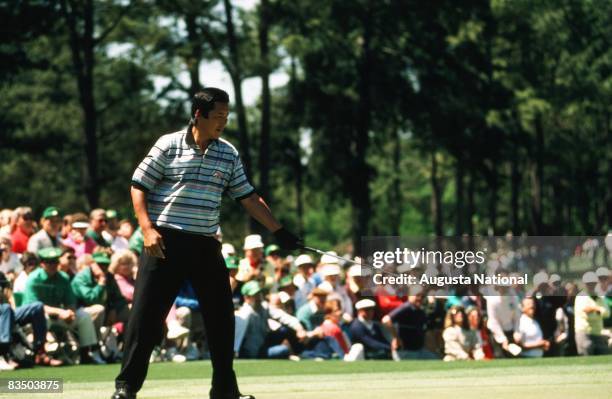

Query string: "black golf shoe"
[[211, 393, 255, 399], [110, 387, 136, 399]]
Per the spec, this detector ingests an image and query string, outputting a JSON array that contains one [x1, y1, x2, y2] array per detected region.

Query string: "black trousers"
[[115, 227, 238, 396]]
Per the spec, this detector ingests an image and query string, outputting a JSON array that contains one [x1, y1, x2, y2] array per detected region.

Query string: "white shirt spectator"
[[13, 270, 29, 293], [485, 295, 520, 344], [0, 252, 22, 275], [517, 314, 544, 358]]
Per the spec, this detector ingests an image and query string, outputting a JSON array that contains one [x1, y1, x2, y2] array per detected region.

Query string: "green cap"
[[265, 244, 281, 257], [225, 256, 239, 269], [279, 275, 294, 288], [92, 252, 111, 265], [42, 207, 60, 219], [38, 247, 62, 262], [105, 209, 118, 219], [241, 280, 262, 296]]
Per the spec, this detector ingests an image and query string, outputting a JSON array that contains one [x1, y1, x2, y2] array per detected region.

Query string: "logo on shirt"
[[212, 170, 224, 180]]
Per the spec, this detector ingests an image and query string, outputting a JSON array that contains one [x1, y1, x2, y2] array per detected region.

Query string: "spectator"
[[234, 281, 305, 359], [527, 271, 561, 356], [22, 247, 105, 364], [225, 256, 243, 309], [110, 219, 134, 253], [515, 297, 550, 358], [127, 227, 143, 256], [13, 252, 39, 294], [221, 243, 236, 259], [62, 213, 96, 257], [595, 267, 610, 296], [173, 281, 205, 361], [466, 306, 494, 359], [10, 207, 35, 254], [60, 214, 73, 240], [293, 254, 319, 309], [265, 244, 286, 282], [58, 247, 78, 280], [0, 271, 63, 368], [321, 298, 351, 358], [442, 306, 483, 361], [237, 234, 264, 282], [345, 264, 367, 309], [109, 250, 138, 305], [27, 207, 62, 253], [0, 209, 12, 235], [383, 286, 438, 359], [72, 252, 130, 328], [296, 287, 328, 331], [0, 235, 22, 281], [86, 209, 111, 248], [485, 280, 520, 356], [101, 210, 119, 247], [574, 272, 610, 356], [318, 253, 353, 322], [350, 299, 391, 359]]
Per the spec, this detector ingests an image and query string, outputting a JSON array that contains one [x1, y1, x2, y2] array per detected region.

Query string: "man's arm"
[[131, 186, 165, 258], [239, 193, 282, 232]]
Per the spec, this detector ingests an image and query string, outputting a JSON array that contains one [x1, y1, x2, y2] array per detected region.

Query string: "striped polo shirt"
[[131, 129, 255, 236]]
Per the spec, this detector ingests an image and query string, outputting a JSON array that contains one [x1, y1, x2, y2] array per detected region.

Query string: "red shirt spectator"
[[10, 207, 35, 253]]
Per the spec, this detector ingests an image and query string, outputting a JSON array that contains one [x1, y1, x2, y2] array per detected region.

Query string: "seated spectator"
[[349, 299, 391, 359], [321, 298, 351, 358], [109, 219, 134, 253], [296, 287, 328, 331], [174, 281, 205, 361], [72, 252, 130, 329], [86, 209, 111, 248], [345, 264, 367, 309], [109, 250, 137, 305], [10, 207, 35, 254], [515, 297, 549, 358], [13, 252, 39, 295], [234, 281, 305, 359], [293, 254, 320, 309], [318, 255, 353, 323], [0, 235, 22, 281], [23, 247, 105, 364], [0, 271, 62, 368], [383, 286, 438, 359], [574, 272, 610, 356], [225, 256, 243, 310], [27, 207, 62, 253], [62, 213, 96, 258], [237, 235, 265, 283], [58, 247, 77, 281], [442, 306, 483, 361], [595, 267, 610, 296]]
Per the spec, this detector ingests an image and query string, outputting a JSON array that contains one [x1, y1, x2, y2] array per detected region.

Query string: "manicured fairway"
[[1, 356, 611, 399]]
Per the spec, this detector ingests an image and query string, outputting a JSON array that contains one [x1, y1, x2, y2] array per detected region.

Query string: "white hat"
[[347, 265, 361, 277], [582, 271, 598, 284], [294, 254, 314, 267], [595, 267, 610, 278], [355, 299, 376, 310], [320, 251, 339, 265], [549, 274, 561, 284], [243, 234, 264, 250], [320, 264, 341, 277], [72, 221, 89, 229], [318, 281, 334, 293], [533, 271, 549, 287], [221, 243, 235, 258], [278, 291, 291, 304]]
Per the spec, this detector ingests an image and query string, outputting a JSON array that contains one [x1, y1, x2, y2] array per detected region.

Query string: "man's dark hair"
[[191, 88, 229, 120], [21, 251, 39, 267]]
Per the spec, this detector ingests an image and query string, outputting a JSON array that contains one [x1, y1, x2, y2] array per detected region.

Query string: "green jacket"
[[71, 267, 127, 311], [23, 267, 76, 309]]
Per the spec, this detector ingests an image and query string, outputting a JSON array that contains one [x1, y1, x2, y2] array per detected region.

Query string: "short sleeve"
[[131, 135, 170, 191], [227, 154, 255, 201]]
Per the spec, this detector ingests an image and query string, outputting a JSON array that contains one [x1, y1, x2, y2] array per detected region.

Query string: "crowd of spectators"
[[0, 205, 610, 370]]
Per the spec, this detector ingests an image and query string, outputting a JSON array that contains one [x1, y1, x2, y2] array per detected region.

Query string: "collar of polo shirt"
[[185, 126, 220, 151]]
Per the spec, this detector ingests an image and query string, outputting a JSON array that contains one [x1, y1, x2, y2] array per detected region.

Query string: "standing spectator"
[[86, 209, 111, 248], [58, 247, 78, 280], [10, 207, 35, 254], [466, 306, 494, 359], [109, 250, 138, 305], [515, 297, 550, 358], [528, 271, 561, 356], [0, 235, 22, 281], [22, 247, 105, 364], [27, 207, 62, 253], [485, 282, 520, 356], [574, 272, 610, 355], [442, 306, 483, 361], [349, 299, 391, 359], [102, 210, 119, 247], [62, 213, 97, 257], [237, 235, 265, 282], [383, 287, 438, 359], [595, 267, 610, 296]]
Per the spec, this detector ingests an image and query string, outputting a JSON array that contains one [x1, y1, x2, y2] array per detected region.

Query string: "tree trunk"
[[258, 0, 271, 204], [467, 169, 475, 236], [455, 156, 464, 236], [185, 12, 202, 97], [390, 127, 402, 236], [431, 150, 443, 236], [488, 164, 498, 235], [511, 152, 520, 235], [531, 114, 544, 234], [223, 0, 252, 179]]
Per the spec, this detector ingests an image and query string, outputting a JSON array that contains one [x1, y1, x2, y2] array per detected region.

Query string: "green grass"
[[1, 356, 611, 399]]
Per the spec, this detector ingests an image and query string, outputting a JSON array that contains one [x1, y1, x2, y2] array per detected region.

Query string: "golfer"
[[112, 88, 301, 399]]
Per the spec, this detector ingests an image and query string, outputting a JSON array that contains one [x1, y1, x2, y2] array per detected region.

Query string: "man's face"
[[409, 293, 424, 308], [359, 308, 374, 321], [197, 102, 229, 140], [522, 299, 536, 318], [43, 216, 62, 235], [90, 214, 107, 232], [18, 212, 34, 232], [42, 260, 59, 277], [117, 222, 134, 239]]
